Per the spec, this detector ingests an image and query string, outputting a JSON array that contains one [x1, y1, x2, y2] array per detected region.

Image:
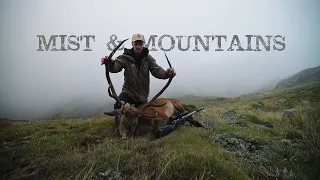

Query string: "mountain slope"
[[275, 65, 320, 89], [1, 80, 320, 180]]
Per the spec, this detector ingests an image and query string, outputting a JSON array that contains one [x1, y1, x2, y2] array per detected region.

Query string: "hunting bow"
[[104, 38, 129, 105]]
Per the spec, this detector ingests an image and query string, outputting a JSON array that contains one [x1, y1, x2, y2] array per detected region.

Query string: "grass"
[[1, 80, 320, 180]]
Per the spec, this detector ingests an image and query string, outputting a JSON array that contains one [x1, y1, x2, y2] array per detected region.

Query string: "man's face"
[[132, 40, 144, 54]]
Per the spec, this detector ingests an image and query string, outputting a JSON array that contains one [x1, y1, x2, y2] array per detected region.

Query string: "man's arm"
[[107, 56, 125, 73], [148, 55, 170, 79]]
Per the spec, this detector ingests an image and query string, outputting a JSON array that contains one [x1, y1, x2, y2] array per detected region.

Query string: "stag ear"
[[104, 110, 121, 116]]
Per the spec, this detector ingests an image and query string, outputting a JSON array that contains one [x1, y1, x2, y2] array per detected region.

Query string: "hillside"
[[275, 65, 320, 89], [1, 80, 320, 180]]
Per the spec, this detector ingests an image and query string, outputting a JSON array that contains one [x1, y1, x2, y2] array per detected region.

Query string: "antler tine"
[[105, 38, 129, 106], [121, 102, 127, 113], [138, 52, 174, 113]]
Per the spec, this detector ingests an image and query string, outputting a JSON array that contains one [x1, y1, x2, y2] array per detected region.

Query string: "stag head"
[[104, 106, 140, 139]]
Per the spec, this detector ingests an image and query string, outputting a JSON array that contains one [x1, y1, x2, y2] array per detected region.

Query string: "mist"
[[1, 0, 320, 120]]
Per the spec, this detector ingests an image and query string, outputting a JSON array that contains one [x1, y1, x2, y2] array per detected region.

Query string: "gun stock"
[[154, 107, 204, 138]]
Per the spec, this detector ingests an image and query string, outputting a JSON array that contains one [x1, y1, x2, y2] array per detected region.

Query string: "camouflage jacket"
[[107, 47, 170, 104]]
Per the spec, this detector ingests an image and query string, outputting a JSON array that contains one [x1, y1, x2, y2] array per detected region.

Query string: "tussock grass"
[[0, 117, 251, 180], [1, 80, 320, 179]]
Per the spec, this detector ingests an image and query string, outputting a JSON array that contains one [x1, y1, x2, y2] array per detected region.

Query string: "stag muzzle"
[[121, 133, 128, 139]]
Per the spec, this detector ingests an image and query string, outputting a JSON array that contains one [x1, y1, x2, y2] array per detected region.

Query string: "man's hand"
[[166, 68, 176, 78], [101, 56, 113, 65], [114, 100, 126, 109]]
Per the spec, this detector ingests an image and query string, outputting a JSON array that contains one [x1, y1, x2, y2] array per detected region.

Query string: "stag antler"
[[136, 52, 174, 116], [105, 38, 129, 106]]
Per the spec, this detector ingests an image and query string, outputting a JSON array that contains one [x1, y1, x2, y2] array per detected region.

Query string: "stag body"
[[105, 98, 186, 138]]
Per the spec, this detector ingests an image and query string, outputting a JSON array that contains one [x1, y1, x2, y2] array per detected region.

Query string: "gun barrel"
[[170, 111, 189, 121], [182, 107, 204, 117], [196, 107, 205, 112], [171, 107, 205, 125]]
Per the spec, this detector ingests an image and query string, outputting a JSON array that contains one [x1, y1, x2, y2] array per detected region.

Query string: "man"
[[101, 33, 176, 109]]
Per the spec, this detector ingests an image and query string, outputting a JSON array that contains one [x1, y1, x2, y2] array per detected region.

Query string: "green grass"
[[0, 118, 250, 180], [1, 80, 320, 180]]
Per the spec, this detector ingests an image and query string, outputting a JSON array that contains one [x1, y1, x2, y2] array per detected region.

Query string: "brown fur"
[[104, 98, 186, 139]]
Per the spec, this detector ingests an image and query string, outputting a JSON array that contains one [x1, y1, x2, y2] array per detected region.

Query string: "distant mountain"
[[45, 97, 114, 120], [275, 65, 320, 89], [250, 79, 281, 94]]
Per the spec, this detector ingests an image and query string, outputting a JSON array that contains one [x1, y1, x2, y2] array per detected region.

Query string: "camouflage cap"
[[132, 33, 145, 42]]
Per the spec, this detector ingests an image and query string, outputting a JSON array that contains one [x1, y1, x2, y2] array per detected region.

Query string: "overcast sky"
[[0, 0, 319, 120]]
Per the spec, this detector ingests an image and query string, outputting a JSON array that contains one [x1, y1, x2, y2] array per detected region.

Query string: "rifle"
[[154, 107, 205, 138]]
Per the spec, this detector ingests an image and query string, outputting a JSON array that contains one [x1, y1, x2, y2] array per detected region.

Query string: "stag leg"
[[113, 101, 124, 135], [135, 117, 153, 135], [151, 118, 169, 134], [133, 127, 140, 136], [118, 121, 128, 139], [114, 119, 119, 135]]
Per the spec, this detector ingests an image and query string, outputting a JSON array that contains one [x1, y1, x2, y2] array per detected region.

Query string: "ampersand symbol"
[[107, 34, 117, 50], [107, 34, 125, 51]]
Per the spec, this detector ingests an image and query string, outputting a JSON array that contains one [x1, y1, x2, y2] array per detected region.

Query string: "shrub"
[[182, 104, 197, 112]]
